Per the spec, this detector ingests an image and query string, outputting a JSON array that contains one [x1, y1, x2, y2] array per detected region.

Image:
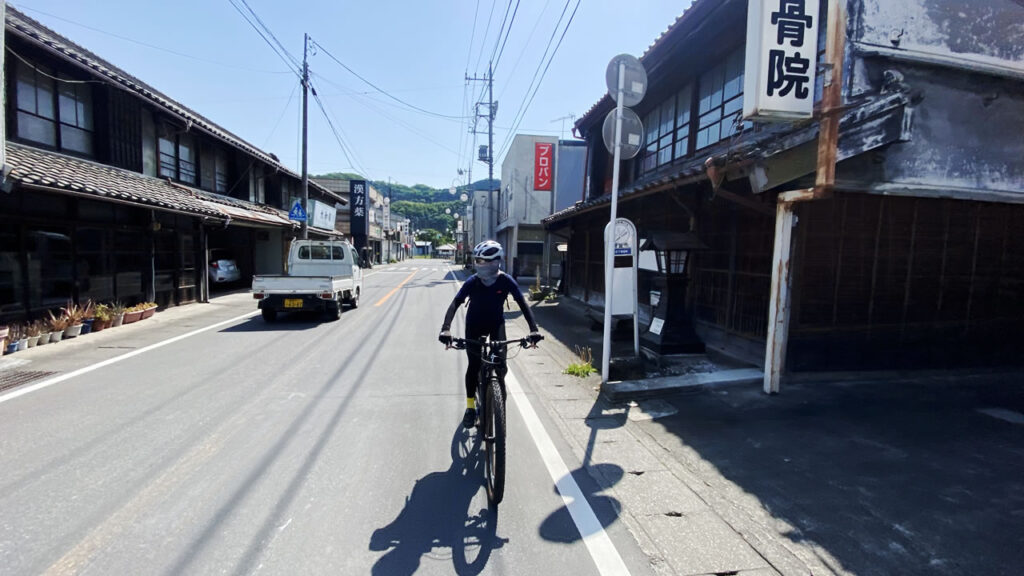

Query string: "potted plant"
[[61, 300, 85, 338], [13, 323, 28, 351], [3, 332, 15, 355], [110, 301, 126, 327], [33, 320, 49, 346], [92, 304, 112, 332], [122, 303, 144, 325], [79, 300, 96, 334], [47, 310, 69, 343], [140, 301, 158, 320], [25, 321, 43, 348], [0, 324, 8, 342]]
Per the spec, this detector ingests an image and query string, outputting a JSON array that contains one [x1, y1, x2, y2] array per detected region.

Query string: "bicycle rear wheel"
[[483, 376, 506, 506]]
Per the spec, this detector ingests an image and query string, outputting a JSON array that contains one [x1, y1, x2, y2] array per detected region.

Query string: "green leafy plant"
[[564, 345, 598, 377]]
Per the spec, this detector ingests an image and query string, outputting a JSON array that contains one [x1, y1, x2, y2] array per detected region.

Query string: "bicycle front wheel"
[[484, 376, 506, 506]]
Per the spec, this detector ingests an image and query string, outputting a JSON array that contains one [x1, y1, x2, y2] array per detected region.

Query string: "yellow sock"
[[467, 398, 476, 409]]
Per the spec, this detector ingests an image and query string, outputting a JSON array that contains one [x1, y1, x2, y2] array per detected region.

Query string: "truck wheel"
[[261, 308, 276, 322], [328, 300, 343, 321], [348, 288, 359, 309]]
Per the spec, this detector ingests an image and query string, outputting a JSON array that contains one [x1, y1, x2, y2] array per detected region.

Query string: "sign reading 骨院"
[[743, 0, 820, 122], [534, 142, 553, 191]]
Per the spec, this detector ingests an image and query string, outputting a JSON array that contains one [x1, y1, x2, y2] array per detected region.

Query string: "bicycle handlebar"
[[446, 335, 543, 350]]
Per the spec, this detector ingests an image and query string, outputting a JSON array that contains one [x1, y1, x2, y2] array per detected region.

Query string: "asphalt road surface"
[[0, 260, 655, 576]]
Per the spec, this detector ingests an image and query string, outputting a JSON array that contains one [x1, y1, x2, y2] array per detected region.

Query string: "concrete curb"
[[603, 368, 765, 402]]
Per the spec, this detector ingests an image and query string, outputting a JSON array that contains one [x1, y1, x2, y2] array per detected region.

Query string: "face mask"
[[476, 260, 500, 285]]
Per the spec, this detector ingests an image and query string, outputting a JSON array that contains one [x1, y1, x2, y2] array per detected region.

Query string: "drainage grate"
[[0, 371, 58, 394]]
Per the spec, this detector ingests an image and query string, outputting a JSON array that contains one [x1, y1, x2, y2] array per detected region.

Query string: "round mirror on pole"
[[605, 54, 647, 107], [602, 107, 644, 159]]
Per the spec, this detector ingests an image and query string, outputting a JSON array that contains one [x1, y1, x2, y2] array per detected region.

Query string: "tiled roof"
[[547, 92, 911, 226], [5, 6, 336, 201], [7, 142, 296, 227]]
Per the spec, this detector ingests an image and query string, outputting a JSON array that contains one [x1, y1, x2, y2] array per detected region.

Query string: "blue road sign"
[[289, 201, 307, 222]]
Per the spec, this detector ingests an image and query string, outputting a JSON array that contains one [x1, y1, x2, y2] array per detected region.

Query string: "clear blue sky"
[[12, 0, 691, 189]]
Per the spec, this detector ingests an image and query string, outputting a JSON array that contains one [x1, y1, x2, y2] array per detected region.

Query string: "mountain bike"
[[448, 335, 541, 506]]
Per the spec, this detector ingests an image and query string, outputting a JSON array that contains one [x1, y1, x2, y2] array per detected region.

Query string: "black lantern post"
[[640, 231, 708, 355]]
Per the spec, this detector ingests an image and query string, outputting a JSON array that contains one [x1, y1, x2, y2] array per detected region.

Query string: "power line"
[[16, 6, 295, 75], [497, 0, 580, 159], [310, 79, 370, 180], [311, 39, 470, 121], [311, 72, 463, 156], [226, 0, 301, 77], [473, 0, 500, 73], [491, 0, 521, 73]]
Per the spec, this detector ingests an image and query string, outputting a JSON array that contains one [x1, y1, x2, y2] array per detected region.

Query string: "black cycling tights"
[[465, 324, 506, 398]]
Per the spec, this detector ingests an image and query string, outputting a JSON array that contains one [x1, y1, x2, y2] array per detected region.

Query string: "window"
[[16, 60, 95, 155], [158, 129, 198, 184], [697, 48, 746, 150], [58, 78, 94, 155], [640, 83, 694, 174], [16, 61, 56, 147], [215, 151, 229, 193], [674, 84, 693, 160]]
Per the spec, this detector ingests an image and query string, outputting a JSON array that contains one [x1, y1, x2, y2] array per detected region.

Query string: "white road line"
[[505, 370, 632, 576], [0, 311, 259, 406]]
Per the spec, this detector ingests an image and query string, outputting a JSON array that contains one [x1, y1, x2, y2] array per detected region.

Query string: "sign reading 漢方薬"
[[743, 0, 820, 122]]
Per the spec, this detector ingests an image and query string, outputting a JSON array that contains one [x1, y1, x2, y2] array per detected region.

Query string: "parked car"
[[208, 249, 241, 283]]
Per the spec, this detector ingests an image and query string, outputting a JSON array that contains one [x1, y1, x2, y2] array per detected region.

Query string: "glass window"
[[16, 61, 57, 147], [158, 136, 176, 178], [674, 84, 693, 159], [178, 135, 196, 184], [215, 152, 229, 193], [696, 47, 746, 151]]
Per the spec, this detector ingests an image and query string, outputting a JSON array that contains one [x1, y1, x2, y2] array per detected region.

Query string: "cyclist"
[[439, 240, 542, 428]]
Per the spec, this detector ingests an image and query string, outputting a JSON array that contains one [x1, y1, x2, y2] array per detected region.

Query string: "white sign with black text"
[[743, 0, 820, 122]]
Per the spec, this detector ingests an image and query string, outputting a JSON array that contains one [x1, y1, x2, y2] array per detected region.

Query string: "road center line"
[[0, 310, 259, 406], [505, 370, 633, 576], [374, 270, 417, 307]]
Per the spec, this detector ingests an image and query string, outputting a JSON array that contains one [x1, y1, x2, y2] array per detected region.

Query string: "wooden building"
[[544, 0, 1024, 383], [0, 7, 345, 325]]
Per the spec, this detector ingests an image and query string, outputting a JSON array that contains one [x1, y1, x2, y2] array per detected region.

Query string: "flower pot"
[[16, 338, 28, 351], [81, 319, 94, 334], [112, 313, 124, 327], [122, 310, 143, 324], [5, 342, 16, 354], [49, 331, 63, 343], [27, 335, 41, 348], [92, 319, 110, 332], [64, 324, 84, 338], [36, 334, 48, 346], [141, 306, 157, 320]]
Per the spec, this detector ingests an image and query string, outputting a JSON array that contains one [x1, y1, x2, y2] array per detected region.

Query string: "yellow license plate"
[[284, 298, 303, 308]]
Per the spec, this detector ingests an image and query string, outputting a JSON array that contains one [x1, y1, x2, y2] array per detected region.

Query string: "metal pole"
[[301, 33, 309, 240], [601, 61, 626, 384], [488, 61, 495, 237]]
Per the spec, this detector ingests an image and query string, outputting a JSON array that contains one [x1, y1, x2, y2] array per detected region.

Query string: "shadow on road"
[[369, 426, 506, 576], [218, 314, 326, 332]]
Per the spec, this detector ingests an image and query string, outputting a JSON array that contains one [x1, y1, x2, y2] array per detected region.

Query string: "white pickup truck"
[[252, 239, 363, 322]]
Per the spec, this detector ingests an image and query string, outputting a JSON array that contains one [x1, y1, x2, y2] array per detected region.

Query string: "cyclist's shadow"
[[369, 427, 507, 576]]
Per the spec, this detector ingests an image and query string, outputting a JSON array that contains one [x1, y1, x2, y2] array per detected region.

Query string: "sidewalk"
[[506, 282, 1024, 575]]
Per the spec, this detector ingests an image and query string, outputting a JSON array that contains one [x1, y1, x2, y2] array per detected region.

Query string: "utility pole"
[[466, 63, 495, 238], [301, 33, 310, 239]]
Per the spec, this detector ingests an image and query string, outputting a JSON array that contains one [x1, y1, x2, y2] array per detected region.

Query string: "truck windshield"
[[297, 245, 346, 260]]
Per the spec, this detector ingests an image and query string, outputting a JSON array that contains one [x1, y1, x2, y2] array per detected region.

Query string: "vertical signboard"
[[743, 0, 820, 122], [534, 142, 553, 191], [350, 180, 368, 253]]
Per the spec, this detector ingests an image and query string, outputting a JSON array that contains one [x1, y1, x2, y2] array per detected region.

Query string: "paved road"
[[0, 260, 654, 575]]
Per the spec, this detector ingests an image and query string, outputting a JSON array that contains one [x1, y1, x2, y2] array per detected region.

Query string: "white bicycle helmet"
[[472, 240, 503, 261]]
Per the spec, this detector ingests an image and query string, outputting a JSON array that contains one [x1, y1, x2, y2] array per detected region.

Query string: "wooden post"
[[764, 189, 812, 394], [814, 0, 846, 195]]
